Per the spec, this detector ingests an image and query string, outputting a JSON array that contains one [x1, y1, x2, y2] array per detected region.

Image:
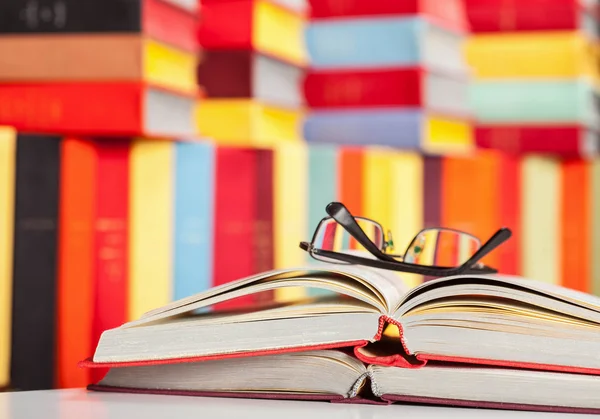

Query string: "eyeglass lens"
[[312, 217, 384, 260], [403, 228, 481, 267]]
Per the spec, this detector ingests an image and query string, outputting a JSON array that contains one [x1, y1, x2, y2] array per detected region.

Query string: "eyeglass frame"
[[299, 202, 512, 277]]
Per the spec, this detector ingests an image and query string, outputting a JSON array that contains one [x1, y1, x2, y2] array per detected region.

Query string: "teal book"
[[306, 144, 339, 296], [470, 80, 599, 127], [173, 140, 215, 300]]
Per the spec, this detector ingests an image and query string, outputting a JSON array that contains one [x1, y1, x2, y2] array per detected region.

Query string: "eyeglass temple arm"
[[325, 202, 398, 263], [460, 227, 512, 270]]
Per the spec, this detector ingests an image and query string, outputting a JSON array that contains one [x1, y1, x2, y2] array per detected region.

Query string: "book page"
[[124, 264, 408, 328]]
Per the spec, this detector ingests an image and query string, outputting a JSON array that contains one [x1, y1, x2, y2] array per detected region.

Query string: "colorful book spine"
[[173, 141, 215, 300], [11, 134, 62, 391], [591, 158, 600, 296], [0, 127, 15, 389], [128, 139, 174, 320]]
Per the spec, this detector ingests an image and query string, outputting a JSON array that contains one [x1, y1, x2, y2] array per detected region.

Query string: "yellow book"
[[128, 139, 174, 320], [389, 152, 424, 289], [144, 39, 198, 96], [273, 142, 308, 302], [423, 115, 474, 155], [362, 148, 394, 229], [253, 0, 307, 67], [195, 100, 303, 146], [465, 31, 599, 80], [0, 127, 15, 388], [591, 159, 600, 296], [521, 156, 562, 285]]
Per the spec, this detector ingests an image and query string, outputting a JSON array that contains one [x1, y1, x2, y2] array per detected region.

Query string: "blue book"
[[305, 16, 465, 72], [304, 109, 422, 148], [173, 140, 215, 300]]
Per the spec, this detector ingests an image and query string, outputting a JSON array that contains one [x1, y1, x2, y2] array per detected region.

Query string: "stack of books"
[[0, 0, 211, 393], [0, 0, 199, 136], [464, 0, 600, 292], [303, 0, 474, 154], [195, 0, 313, 305]]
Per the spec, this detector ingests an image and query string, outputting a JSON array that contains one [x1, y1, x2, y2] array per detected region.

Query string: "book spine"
[[304, 109, 423, 149], [0, 0, 142, 33], [498, 154, 522, 275], [0, 83, 144, 136], [0, 127, 16, 389], [561, 160, 591, 292], [173, 141, 215, 301], [11, 134, 61, 391], [198, 0, 254, 50], [253, 148, 275, 304], [128, 139, 174, 320], [591, 158, 600, 296], [56, 137, 96, 389], [339, 147, 365, 216], [143, 0, 199, 53], [213, 146, 257, 309], [304, 68, 422, 108], [464, 0, 580, 32], [423, 155, 442, 229], [475, 125, 589, 158], [197, 50, 253, 99], [91, 141, 130, 384], [305, 18, 422, 69], [310, 0, 468, 32]]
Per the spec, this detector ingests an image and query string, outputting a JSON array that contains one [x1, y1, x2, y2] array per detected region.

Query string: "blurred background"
[[0, 0, 599, 393]]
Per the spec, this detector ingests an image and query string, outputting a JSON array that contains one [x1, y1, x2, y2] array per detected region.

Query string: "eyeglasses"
[[299, 202, 512, 277]]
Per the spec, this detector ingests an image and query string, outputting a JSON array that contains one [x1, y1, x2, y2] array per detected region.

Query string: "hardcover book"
[[198, 0, 307, 67], [469, 80, 600, 128], [0, 0, 198, 52], [197, 50, 304, 108], [464, 0, 597, 33], [0, 83, 196, 138], [83, 264, 600, 413], [304, 67, 470, 117], [465, 31, 599, 80], [309, 0, 468, 33], [0, 34, 198, 96], [305, 16, 467, 73], [304, 109, 473, 154]]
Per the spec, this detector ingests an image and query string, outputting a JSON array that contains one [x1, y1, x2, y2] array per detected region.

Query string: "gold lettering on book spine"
[[96, 218, 126, 282]]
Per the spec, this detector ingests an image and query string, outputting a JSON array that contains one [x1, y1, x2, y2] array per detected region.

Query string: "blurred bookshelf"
[[1, 0, 600, 393]]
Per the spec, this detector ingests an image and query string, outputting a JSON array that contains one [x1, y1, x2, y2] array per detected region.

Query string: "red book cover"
[[0, 82, 195, 137], [197, 0, 254, 50], [309, 0, 469, 32], [465, 0, 587, 32], [213, 147, 258, 309], [144, 0, 198, 52], [304, 68, 422, 109], [497, 154, 521, 275], [476, 125, 595, 158], [339, 147, 364, 215], [561, 160, 591, 292], [91, 141, 130, 384]]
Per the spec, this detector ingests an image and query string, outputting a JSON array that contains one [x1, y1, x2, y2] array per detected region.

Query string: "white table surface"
[[0, 389, 597, 419]]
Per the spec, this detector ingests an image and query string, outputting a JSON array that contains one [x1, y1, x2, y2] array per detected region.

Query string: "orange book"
[[561, 160, 591, 292], [56, 138, 95, 388], [441, 150, 502, 268], [339, 147, 364, 215]]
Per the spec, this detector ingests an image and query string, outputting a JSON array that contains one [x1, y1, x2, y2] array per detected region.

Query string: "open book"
[[90, 349, 600, 413], [83, 264, 600, 374]]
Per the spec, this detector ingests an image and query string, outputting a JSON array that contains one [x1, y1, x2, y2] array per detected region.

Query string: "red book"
[[497, 154, 521, 276], [303, 68, 470, 117], [144, 0, 198, 52], [476, 125, 597, 159], [465, 0, 591, 32], [309, 0, 469, 32], [213, 147, 258, 309], [0, 82, 196, 138], [339, 147, 364, 216]]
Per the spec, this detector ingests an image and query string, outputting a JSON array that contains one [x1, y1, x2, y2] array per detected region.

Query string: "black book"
[[10, 134, 62, 391], [0, 0, 142, 33]]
